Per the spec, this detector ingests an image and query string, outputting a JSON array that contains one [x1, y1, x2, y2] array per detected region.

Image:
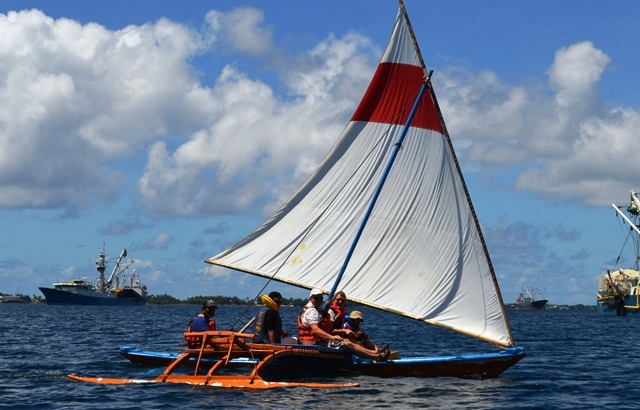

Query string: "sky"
[[1, 0, 639, 306]]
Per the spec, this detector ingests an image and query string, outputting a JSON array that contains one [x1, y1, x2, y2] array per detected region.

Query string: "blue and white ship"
[[39, 245, 147, 305]]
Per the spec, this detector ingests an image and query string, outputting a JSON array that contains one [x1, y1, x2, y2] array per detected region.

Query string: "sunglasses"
[[312, 295, 323, 300], [335, 298, 346, 302], [273, 299, 282, 305]]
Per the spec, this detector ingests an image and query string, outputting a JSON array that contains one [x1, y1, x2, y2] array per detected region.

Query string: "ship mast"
[[96, 245, 107, 294]]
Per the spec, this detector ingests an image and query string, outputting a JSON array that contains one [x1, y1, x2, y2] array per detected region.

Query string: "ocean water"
[[1, 303, 638, 409]]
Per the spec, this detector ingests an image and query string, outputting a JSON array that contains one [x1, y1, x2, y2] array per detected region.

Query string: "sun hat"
[[309, 288, 324, 298], [350, 311, 364, 321]]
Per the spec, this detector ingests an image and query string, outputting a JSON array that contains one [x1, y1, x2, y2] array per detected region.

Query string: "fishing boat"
[[70, 1, 525, 388], [515, 287, 548, 310], [597, 191, 640, 316], [40, 245, 147, 305]]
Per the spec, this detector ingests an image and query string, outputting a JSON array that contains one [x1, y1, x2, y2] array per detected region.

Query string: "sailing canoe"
[[71, 1, 525, 387]]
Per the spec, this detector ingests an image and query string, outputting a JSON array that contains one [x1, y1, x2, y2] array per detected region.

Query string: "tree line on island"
[[8, 292, 593, 309], [16, 293, 310, 306], [148, 294, 310, 306]]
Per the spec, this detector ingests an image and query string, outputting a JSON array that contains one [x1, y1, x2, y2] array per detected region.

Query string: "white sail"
[[207, 6, 514, 348]]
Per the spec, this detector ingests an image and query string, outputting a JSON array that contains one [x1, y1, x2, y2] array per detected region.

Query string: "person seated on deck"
[[185, 300, 217, 348], [342, 310, 389, 356], [253, 291, 295, 344], [298, 289, 390, 361]]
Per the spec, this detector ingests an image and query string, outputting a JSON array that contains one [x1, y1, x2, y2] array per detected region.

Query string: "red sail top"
[[351, 62, 443, 133]]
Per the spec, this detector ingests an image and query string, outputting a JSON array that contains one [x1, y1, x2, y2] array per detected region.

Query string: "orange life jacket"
[[297, 306, 332, 343], [329, 304, 346, 330]]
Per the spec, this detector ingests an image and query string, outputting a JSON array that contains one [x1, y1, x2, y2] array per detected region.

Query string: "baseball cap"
[[203, 300, 218, 309], [309, 288, 324, 298]]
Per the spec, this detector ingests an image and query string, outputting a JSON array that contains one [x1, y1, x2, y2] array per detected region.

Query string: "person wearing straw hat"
[[343, 310, 389, 357]]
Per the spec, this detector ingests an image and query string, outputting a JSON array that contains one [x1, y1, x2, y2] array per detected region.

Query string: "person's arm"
[[263, 310, 278, 343], [335, 328, 354, 338], [310, 323, 341, 340], [267, 329, 277, 344]]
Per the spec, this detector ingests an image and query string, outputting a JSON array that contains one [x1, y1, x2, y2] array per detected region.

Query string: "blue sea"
[[1, 303, 637, 409]]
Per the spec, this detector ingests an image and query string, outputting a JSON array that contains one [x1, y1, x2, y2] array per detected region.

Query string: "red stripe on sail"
[[351, 62, 443, 133]]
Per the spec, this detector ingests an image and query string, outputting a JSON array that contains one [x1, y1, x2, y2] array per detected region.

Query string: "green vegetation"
[[5, 292, 309, 305], [146, 294, 309, 306]]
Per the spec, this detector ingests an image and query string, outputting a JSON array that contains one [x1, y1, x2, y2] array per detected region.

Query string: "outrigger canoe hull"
[[119, 345, 526, 379], [71, 331, 524, 390]]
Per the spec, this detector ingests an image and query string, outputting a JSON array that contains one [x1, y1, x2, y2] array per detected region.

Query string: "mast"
[[328, 80, 429, 301], [328, 0, 433, 301], [613, 191, 640, 271], [96, 245, 107, 294], [614, 192, 640, 238], [105, 249, 132, 290]]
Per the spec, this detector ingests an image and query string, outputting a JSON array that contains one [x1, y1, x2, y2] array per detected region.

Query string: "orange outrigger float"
[[69, 330, 358, 389]]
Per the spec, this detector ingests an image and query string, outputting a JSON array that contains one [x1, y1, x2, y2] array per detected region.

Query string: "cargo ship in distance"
[[39, 245, 147, 305], [515, 287, 548, 310]]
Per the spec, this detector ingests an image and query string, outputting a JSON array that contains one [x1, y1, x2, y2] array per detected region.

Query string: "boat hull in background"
[[39, 287, 146, 305]]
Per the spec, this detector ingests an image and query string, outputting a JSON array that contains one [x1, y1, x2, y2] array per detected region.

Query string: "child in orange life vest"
[[185, 300, 217, 348]]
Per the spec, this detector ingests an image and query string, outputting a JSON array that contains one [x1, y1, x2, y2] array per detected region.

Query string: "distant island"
[[4, 292, 596, 309], [4, 293, 311, 306]]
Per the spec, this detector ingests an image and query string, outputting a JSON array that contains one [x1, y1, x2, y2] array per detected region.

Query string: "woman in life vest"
[[185, 300, 217, 348], [328, 290, 348, 330]]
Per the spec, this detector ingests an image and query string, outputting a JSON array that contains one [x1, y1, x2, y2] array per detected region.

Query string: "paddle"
[[239, 316, 256, 333]]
